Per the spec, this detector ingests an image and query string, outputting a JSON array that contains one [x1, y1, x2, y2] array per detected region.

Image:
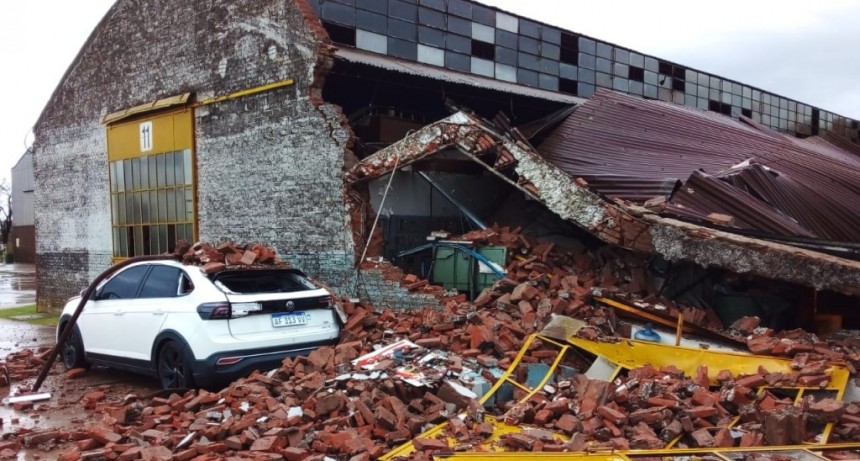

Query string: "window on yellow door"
[[109, 149, 194, 257]]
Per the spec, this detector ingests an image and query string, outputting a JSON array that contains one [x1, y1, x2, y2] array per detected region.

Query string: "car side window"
[[139, 266, 182, 298], [179, 272, 194, 295], [99, 266, 149, 300]]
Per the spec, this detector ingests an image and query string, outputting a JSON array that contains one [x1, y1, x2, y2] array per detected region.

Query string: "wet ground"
[[0, 293, 160, 460], [0, 317, 161, 459], [0, 263, 36, 308]]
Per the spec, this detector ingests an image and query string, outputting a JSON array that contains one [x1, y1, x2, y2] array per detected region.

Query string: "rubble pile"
[[49, 338, 490, 461], [46, 333, 860, 460], [175, 241, 291, 275], [729, 318, 860, 373], [8, 232, 859, 460], [485, 363, 855, 452], [0, 347, 52, 386]]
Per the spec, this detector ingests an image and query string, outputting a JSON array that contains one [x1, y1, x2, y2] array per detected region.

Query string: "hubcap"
[[160, 346, 186, 388]]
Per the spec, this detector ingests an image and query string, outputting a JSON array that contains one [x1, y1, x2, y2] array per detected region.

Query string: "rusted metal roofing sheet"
[[538, 89, 860, 242], [581, 175, 679, 202], [664, 169, 815, 238]]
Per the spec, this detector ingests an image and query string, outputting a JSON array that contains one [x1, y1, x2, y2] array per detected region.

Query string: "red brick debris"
[[0, 348, 53, 387], [6, 230, 860, 460], [176, 240, 291, 274]]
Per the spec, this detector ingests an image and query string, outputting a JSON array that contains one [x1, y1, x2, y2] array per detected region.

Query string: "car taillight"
[[197, 302, 231, 320], [318, 296, 333, 307]]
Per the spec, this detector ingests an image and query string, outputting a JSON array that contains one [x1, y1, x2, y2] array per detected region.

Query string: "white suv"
[[57, 260, 342, 388]]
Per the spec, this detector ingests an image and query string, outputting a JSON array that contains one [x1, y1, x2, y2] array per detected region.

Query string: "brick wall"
[[355, 269, 445, 310], [33, 0, 356, 310]]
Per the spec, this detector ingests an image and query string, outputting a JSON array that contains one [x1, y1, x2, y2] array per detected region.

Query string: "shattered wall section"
[[355, 262, 448, 310], [645, 216, 860, 294], [348, 112, 860, 295]]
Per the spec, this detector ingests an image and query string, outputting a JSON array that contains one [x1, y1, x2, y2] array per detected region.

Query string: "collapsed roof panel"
[[665, 165, 858, 242], [537, 90, 860, 243], [665, 169, 816, 238], [347, 111, 860, 294]]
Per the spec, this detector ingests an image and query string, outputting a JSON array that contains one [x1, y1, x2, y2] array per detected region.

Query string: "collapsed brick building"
[[32, 0, 860, 328]]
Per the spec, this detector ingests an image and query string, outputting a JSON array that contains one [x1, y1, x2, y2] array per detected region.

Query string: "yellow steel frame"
[[381, 331, 851, 460], [193, 78, 295, 107], [440, 443, 860, 461]]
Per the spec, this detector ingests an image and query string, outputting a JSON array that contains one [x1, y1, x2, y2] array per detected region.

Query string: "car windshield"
[[210, 270, 316, 294]]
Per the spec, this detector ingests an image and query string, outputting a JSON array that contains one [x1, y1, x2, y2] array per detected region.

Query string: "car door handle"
[[153, 309, 164, 316], [114, 311, 124, 316]]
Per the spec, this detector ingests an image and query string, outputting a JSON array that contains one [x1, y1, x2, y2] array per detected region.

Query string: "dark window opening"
[[212, 270, 316, 294], [471, 39, 494, 60], [560, 32, 579, 51], [708, 100, 732, 116], [559, 32, 579, 65], [658, 60, 673, 76], [811, 108, 820, 135], [322, 21, 356, 46], [559, 78, 578, 95], [672, 65, 686, 80], [672, 79, 685, 92], [741, 108, 753, 118], [559, 47, 578, 65], [628, 66, 644, 82]]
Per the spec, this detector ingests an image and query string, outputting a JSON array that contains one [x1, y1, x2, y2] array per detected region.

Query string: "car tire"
[[157, 341, 195, 389], [61, 324, 89, 370]]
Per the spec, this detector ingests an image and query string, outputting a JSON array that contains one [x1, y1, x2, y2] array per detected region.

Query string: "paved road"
[[0, 263, 36, 308]]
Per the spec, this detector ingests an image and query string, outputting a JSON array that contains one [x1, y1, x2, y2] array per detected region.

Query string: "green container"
[[476, 246, 507, 292], [432, 245, 507, 297], [431, 247, 473, 291]]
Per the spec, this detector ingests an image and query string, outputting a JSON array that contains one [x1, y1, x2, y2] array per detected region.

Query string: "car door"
[[77, 265, 149, 357], [116, 264, 182, 361]]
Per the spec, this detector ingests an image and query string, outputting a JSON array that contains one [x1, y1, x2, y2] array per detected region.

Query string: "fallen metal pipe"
[[417, 171, 487, 230], [31, 254, 179, 393]]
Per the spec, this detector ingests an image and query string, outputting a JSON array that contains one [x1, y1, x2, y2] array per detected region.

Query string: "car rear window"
[[211, 270, 316, 294]]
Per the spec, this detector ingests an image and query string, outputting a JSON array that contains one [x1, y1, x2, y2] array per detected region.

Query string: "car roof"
[[116, 259, 307, 278]]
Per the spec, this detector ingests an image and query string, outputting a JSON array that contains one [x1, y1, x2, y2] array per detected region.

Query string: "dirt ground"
[[0, 318, 160, 460]]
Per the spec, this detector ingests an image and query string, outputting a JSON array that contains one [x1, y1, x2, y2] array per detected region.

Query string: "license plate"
[[271, 312, 309, 327]]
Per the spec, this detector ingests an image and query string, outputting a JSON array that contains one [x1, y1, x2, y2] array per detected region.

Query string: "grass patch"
[[0, 304, 59, 326]]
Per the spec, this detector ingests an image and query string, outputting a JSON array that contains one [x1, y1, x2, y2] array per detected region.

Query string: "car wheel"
[[61, 325, 88, 370], [157, 341, 195, 389]]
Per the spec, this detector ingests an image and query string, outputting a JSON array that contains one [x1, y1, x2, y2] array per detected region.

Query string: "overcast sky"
[[1, 0, 859, 183]]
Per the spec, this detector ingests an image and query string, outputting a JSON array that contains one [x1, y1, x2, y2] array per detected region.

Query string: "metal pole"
[[417, 171, 487, 230]]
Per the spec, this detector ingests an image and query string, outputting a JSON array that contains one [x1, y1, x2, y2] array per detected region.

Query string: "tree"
[[0, 179, 11, 246]]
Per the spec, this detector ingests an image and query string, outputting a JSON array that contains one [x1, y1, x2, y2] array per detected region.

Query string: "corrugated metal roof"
[[334, 48, 583, 105], [538, 89, 860, 242]]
